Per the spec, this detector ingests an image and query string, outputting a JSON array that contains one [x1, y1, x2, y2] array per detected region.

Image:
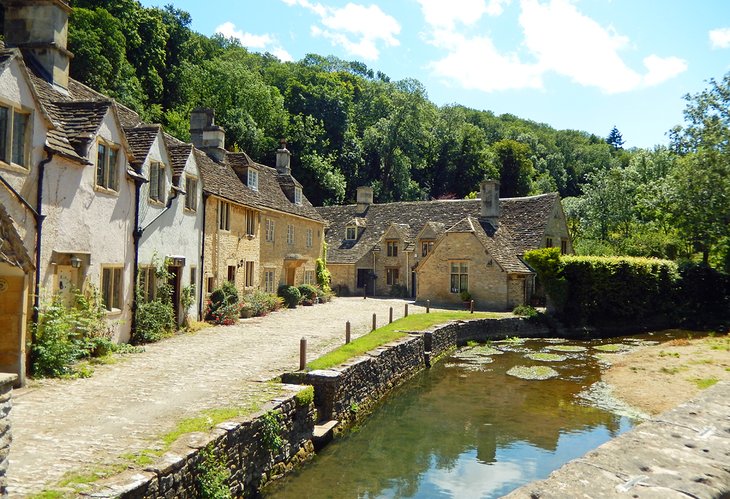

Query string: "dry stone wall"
[[0, 374, 15, 497]]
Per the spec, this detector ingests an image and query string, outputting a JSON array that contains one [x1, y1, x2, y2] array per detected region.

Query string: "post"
[[405, 303, 409, 317], [299, 337, 307, 370], [389, 307, 393, 324], [363, 285, 367, 300], [372, 313, 377, 331], [470, 300, 474, 314], [426, 300, 430, 313], [345, 321, 351, 344]]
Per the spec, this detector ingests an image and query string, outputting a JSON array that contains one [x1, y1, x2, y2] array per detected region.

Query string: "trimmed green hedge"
[[524, 248, 729, 327]]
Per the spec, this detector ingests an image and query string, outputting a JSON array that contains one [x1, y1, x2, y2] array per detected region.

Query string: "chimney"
[[356, 186, 373, 213], [479, 179, 500, 225], [3, 0, 73, 89], [190, 108, 226, 163], [276, 139, 291, 175]]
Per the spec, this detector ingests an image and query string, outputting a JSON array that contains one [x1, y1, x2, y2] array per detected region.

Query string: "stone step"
[[312, 420, 339, 451]]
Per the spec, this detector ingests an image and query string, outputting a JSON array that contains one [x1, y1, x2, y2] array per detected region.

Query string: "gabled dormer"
[[227, 151, 260, 192], [344, 217, 366, 241], [124, 125, 171, 205]]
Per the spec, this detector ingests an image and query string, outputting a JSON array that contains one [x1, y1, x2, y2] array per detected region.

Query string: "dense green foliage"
[[133, 258, 176, 343], [205, 281, 240, 325], [277, 285, 301, 309], [524, 248, 729, 327], [196, 446, 231, 499], [239, 290, 282, 318], [297, 284, 318, 304]]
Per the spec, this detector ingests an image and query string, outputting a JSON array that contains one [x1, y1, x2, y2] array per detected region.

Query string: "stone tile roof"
[[317, 193, 559, 268], [194, 149, 262, 209], [123, 125, 161, 169], [53, 100, 111, 149], [0, 203, 33, 272]]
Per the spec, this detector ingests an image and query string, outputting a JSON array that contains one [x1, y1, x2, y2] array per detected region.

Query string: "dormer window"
[[0, 105, 30, 168], [149, 161, 166, 203], [247, 168, 259, 191], [294, 186, 302, 205], [96, 141, 119, 191], [346, 226, 356, 240]]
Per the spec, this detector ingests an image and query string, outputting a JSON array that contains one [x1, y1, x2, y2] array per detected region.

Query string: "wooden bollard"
[[405, 303, 409, 317], [426, 300, 430, 313], [470, 300, 474, 313], [389, 307, 393, 323], [346, 321, 351, 344], [372, 313, 377, 331], [299, 337, 307, 370]]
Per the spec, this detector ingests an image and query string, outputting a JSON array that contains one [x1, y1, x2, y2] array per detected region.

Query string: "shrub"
[[316, 258, 331, 293], [459, 290, 472, 302], [205, 281, 240, 325], [278, 285, 301, 308], [294, 385, 314, 407], [197, 446, 231, 499], [675, 263, 730, 326], [513, 305, 538, 318], [316, 286, 333, 303], [134, 299, 175, 343], [240, 290, 282, 317], [297, 284, 318, 305]]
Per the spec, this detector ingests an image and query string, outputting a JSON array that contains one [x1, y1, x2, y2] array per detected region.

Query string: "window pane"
[[451, 274, 458, 293], [0, 107, 8, 161], [108, 148, 118, 190], [11, 112, 27, 166], [149, 163, 159, 200], [102, 268, 112, 310], [460, 263, 468, 273], [97, 144, 106, 186], [113, 268, 122, 309], [451, 263, 459, 273], [460, 275, 468, 292]]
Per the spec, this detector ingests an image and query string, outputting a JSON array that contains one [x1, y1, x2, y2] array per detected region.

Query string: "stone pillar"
[[0, 374, 17, 496]]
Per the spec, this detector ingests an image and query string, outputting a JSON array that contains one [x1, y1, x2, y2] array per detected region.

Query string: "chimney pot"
[[276, 139, 291, 175], [190, 108, 226, 162], [479, 179, 500, 225], [356, 186, 373, 213]]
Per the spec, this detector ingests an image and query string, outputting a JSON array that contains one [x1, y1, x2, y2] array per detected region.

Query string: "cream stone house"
[[317, 180, 572, 309], [191, 110, 325, 298]]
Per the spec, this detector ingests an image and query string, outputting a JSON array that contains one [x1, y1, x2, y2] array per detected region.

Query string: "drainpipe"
[[130, 178, 144, 337], [32, 150, 54, 324], [199, 192, 209, 320]]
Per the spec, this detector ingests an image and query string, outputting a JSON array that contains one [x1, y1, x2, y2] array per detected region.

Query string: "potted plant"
[[459, 290, 472, 308]]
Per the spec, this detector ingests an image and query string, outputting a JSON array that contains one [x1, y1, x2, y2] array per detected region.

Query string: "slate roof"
[[317, 193, 559, 271], [123, 125, 162, 170]]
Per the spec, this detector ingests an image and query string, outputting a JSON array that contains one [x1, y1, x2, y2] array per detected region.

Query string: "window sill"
[[148, 199, 165, 207], [0, 162, 29, 174], [105, 308, 123, 316], [183, 207, 197, 214], [94, 185, 119, 196]]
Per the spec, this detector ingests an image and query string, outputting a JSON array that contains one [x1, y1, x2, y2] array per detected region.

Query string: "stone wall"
[[0, 374, 16, 496], [452, 317, 552, 344], [90, 385, 315, 498]]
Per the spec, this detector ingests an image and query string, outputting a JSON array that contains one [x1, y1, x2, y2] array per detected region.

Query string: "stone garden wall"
[[0, 374, 16, 497], [90, 385, 316, 498]]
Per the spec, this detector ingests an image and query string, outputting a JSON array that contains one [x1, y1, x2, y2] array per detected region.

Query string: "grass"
[[306, 311, 500, 371], [690, 377, 719, 389]]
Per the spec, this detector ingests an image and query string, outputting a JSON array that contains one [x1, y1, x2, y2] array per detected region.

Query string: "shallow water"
[[265, 334, 677, 499]]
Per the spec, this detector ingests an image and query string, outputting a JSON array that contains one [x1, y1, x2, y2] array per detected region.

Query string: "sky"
[[138, 0, 730, 149]]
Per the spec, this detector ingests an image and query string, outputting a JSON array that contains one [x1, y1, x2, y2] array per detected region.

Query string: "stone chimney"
[[356, 186, 373, 213], [276, 139, 291, 175], [190, 108, 226, 163], [2, 0, 73, 89], [479, 179, 500, 226]]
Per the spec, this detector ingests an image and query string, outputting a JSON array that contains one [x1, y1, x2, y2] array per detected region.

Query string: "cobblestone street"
[[9, 297, 436, 496]]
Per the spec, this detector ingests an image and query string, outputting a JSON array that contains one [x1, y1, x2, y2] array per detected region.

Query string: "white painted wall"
[[40, 110, 136, 342], [137, 133, 204, 322]]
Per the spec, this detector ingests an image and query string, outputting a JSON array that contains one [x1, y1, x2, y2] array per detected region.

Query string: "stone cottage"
[[317, 180, 572, 309]]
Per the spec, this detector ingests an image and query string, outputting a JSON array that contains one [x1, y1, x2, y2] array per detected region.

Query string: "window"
[[545, 237, 553, 248], [227, 265, 236, 284], [101, 266, 123, 312], [138, 266, 157, 302], [264, 270, 275, 293], [386, 240, 398, 257], [287, 224, 294, 245], [386, 267, 399, 286], [561, 239, 568, 255], [245, 261, 254, 287], [306, 228, 313, 248], [149, 161, 166, 202], [345, 226, 356, 240], [96, 142, 119, 190], [185, 177, 198, 211], [421, 241, 434, 257], [206, 276, 215, 295], [218, 200, 230, 231], [304, 270, 315, 285], [450, 262, 469, 294], [189, 267, 197, 301], [265, 219, 275, 242], [245, 209, 256, 236], [0, 105, 30, 168], [294, 187, 302, 205], [247, 168, 258, 191]]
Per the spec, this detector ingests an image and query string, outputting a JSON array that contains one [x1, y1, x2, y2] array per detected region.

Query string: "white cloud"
[[416, 0, 511, 29], [709, 27, 730, 49], [215, 22, 293, 62], [423, 0, 686, 94], [282, 1, 400, 60]]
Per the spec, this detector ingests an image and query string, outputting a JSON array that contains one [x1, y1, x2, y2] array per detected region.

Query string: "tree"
[[492, 139, 534, 197], [606, 126, 625, 150]]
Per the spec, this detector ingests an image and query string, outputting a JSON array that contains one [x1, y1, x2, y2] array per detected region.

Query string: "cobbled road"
[[9, 297, 437, 496]]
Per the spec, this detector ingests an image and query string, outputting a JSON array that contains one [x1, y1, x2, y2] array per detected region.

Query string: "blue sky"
[[138, 0, 730, 149]]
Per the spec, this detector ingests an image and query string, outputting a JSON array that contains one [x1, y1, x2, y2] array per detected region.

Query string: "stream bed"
[[265, 334, 667, 498]]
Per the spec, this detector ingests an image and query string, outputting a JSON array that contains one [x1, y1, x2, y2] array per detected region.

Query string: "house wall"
[[328, 263, 355, 296], [137, 135, 204, 322], [416, 232, 515, 310], [0, 264, 28, 386], [259, 210, 323, 291], [40, 113, 136, 342], [545, 202, 573, 253], [202, 196, 260, 297], [372, 237, 413, 297]]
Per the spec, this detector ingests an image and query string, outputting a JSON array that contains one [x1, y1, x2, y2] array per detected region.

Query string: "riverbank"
[[602, 331, 730, 415]]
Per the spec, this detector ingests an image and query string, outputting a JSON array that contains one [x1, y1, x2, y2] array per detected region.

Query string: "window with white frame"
[[101, 266, 123, 312], [149, 161, 166, 202], [0, 104, 30, 168], [345, 226, 356, 240], [287, 224, 294, 245], [265, 218, 275, 242], [245, 208, 256, 236], [96, 142, 119, 191], [306, 228, 313, 248], [247, 168, 259, 191], [304, 270, 315, 285], [386, 240, 398, 257], [245, 261, 254, 287], [185, 176, 198, 211], [421, 240, 434, 257], [264, 270, 275, 293], [218, 200, 230, 231], [450, 262, 469, 294], [294, 186, 302, 205]]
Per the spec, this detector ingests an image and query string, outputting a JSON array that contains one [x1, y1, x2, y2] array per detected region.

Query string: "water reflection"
[[265, 338, 638, 498]]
